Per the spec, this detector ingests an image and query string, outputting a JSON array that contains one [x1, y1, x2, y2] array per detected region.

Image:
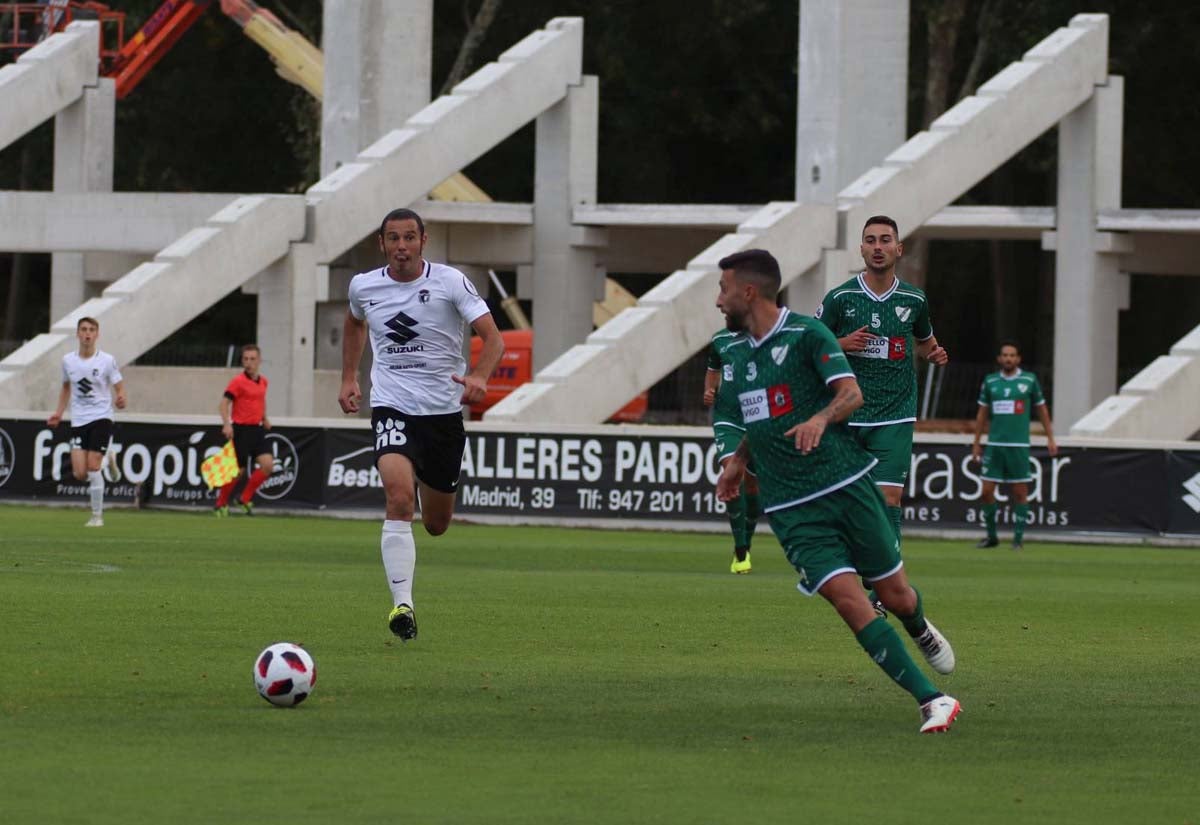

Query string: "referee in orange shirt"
[[214, 344, 274, 516]]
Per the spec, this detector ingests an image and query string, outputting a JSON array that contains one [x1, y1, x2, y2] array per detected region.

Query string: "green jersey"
[[978, 368, 1046, 447], [710, 309, 877, 512], [816, 273, 934, 426], [707, 328, 742, 430]]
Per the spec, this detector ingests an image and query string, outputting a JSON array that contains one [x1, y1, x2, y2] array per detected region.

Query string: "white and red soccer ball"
[[253, 642, 316, 707]]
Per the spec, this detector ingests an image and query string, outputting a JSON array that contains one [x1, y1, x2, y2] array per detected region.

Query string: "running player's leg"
[[84, 448, 105, 525], [820, 572, 942, 700], [379, 451, 419, 638], [239, 448, 275, 510]]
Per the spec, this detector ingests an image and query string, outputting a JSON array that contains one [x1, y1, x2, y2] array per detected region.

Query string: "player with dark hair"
[[713, 248, 959, 733], [214, 344, 274, 516], [47, 316, 127, 527], [339, 208, 504, 641], [972, 340, 1057, 549], [815, 216, 948, 549]]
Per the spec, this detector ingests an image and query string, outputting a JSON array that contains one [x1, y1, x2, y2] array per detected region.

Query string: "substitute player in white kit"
[[339, 208, 504, 641], [47, 316, 127, 527]]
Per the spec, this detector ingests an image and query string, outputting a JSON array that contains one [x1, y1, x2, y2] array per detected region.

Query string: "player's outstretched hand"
[[338, 379, 362, 414], [840, 326, 872, 352], [924, 344, 949, 366], [786, 415, 827, 455], [453, 373, 487, 404]]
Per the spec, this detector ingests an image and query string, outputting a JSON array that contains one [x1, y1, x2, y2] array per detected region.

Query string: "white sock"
[[87, 470, 104, 517], [381, 519, 416, 609]]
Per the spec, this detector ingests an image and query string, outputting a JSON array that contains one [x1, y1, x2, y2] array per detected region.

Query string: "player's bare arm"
[[339, 312, 368, 414], [47, 381, 70, 427], [453, 313, 504, 405], [113, 380, 127, 410], [839, 325, 872, 352], [716, 438, 750, 501], [1037, 403, 1058, 456], [702, 369, 720, 407], [786, 376, 863, 455], [916, 335, 949, 365], [219, 396, 235, 440], [971, 405, 989, 462]]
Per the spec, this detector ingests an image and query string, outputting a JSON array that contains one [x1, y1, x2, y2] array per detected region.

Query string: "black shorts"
[[371, 407, 465, 494], [231, 423, 269, 467], [70, 419, 113, 453]]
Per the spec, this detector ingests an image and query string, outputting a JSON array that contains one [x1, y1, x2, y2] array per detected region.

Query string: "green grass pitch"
[[2, 504, 1198, 824]]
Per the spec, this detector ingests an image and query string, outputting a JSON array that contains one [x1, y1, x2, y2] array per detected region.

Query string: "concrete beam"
[[306, 18, 584, 264], [0, 21, 98, 152]]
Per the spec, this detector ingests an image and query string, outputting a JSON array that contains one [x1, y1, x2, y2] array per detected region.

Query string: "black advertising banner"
[[1, 416, 1197, 537], [1166, 449, 1200, 535], [0, 418, 323, 509]]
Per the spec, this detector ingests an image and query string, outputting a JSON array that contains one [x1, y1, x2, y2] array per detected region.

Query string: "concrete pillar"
[[532, 76, 603, 372], [320, 0, 432, 176], [254, 244, 317, 416], [1052, 77, 1124, 431], [51, 77, 114, 324], [795, 0, 908, 204]]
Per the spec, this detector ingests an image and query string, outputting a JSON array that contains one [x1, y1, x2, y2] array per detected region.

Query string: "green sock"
[[1014, 503, 1029, 542], [855, 617, 938, 704], [895, 586, 927, 638], [727, 494, 749, 551], [887, 505, 902, 545], [744, 489, 760, 545], [982, 503, 998, 540]]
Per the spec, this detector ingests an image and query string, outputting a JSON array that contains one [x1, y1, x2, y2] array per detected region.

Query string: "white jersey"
[[61, 350, 123, 427], [348, 261, 491, 415]]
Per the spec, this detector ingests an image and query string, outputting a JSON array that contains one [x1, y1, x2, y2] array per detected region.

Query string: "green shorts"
[[981, 444, 1031, 483], [768, 474, 903, 597], [713, 424, 756, 475], [850, 422, 914, 487]]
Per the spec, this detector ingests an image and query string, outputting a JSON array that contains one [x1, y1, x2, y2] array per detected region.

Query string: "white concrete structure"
[[1071, 324, 1200, 441], [2, 10, 1198, 440], [0, 21, 97, 152], [487, 14, 1118, 424], [795, 0, 908, 203]]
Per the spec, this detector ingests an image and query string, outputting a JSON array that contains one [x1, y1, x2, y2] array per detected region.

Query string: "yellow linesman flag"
[[201, 442, 241, 489]]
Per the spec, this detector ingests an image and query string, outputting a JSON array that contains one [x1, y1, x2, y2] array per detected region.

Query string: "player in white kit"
[[47, 317, 127, 527], [339, 208, 505, 640]]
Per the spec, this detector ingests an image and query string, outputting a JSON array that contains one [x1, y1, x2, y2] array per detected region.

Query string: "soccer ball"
[[253, 642, 316, 707]]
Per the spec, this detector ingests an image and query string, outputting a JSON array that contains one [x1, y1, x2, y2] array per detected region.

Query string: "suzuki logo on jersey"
[[767, 384, 793, 417], [375, 417, 408, 449], [385, 311, 419, 345], [895, 306, 912, 322], [770, 345, 788, 365], [76, 378, 94, 396]]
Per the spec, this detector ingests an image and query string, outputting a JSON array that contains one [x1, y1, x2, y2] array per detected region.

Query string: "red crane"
[[1, 0, 215, 98]]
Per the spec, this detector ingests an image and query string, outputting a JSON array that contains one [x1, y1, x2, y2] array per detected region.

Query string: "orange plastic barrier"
[[468, 330, 647, 422]]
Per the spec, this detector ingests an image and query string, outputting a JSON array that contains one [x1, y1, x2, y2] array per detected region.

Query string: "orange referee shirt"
[[224, 372, 268, 425]]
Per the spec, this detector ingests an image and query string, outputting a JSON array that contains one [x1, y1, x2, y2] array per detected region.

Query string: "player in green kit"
[[816, 216, 948, 547], [972, 340, 1058, 549], [704, 328, 759, 573], [712, 249, 959, 733]]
